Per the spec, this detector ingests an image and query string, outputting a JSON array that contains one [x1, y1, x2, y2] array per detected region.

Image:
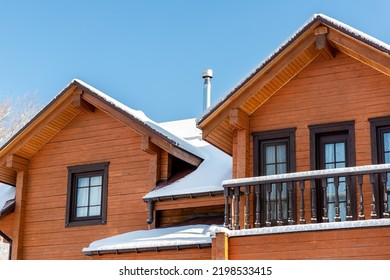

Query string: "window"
[[65, 162, 109, 227], [309, 121, 355, 222], [253, 128, 296, 226], [369, 116, 390, 216]]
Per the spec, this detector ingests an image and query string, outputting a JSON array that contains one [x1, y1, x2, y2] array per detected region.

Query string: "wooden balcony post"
[[245, 186, 250, 229], [334, 176, 341, 222], [233, 187, 240, 230], [287, 182, 295, 225], [380, 173, 389, 218], [266, 183, 272, 227], [357, 174, 365, 220], [223, 188, 231, 228], [321, 178, 329, 223], [346, 176, 353, 221], [299, 180, 306, 224], [310, 180, 317, 223], [369, 174, 378, 219], [254, 185, 261, 228]]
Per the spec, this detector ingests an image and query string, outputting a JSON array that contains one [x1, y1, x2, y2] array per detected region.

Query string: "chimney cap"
[[202, 69, 213, 78]]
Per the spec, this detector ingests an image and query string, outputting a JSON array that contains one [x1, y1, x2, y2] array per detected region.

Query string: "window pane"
[[325, 144, 334, 163], [277, 163, 287, 174], [326, 163, 335, 169], [266, 165, 275, 175], [78, 177, 90, 188], [384, 132, 390, 152], [385, 152, 390, 164], [335, 143, 345, 162], [276, 144, 286, 163], [265, 146, 275, 164], [90, 176, 102, 186], [89, 206, 101, 216], [77, 188, 89, 207], [89, 186, 102, 205], [76, 207, 88, 217]]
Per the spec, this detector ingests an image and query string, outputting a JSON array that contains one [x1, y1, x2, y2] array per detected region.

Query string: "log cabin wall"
[[21, 109, 152, 259], [228, 226, 390, 259], [246, 53, 390, 223]]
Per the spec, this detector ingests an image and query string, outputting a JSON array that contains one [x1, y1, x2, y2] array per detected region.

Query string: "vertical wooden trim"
[[11, 170, 27, 260], [212, 232, 229, 260]]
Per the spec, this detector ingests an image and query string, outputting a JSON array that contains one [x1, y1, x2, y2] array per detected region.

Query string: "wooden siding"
[[21, 109, 153, 259], [228, 226, 390, 259], [248, 53, 390, 223]]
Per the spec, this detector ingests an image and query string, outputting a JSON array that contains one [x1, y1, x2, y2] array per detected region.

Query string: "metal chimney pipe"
[[202, 69, 213, 111]]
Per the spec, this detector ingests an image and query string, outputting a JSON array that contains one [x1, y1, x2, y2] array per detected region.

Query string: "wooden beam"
[[73, 92, 95, 113], [11, 170, 28, 259], [327, 29, 390, 73], [6, 155, 29, 172], [141, 135, 160, 155], [229, 108, 249, 130], [315, 26, 335, 60], [212, 232, 229, 260]]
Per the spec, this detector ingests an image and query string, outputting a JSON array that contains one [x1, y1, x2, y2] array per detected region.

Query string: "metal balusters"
[[334, 177, 341, 222], [287, 182, 295, 225], [310, 180, 317, 223], [346, 176, 353, 221], [254, 185, 261, 228], [369, 174, 378, 219], [266, 183, 272, 227], [381, 173, 389, 218], [357, 174, 365, 220], [234, 187, 240, 230], [299, 180, 306, 224], [245, 186, 250, 229], [321, 178, 329, 222]]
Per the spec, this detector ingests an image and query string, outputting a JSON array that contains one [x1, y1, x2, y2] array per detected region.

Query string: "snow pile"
[[82, 224, 218, 254], [143, 119, 232, 199]]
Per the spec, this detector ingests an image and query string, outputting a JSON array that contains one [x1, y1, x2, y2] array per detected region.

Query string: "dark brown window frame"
[[309, 121, 356, 221], [65, 162, 109, 227], [253, 128, 296, 226], [369, 116, 390, 216]]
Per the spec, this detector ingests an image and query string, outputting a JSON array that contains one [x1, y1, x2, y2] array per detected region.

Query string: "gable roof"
[[196, 13, 390, 154], [0, 79, 204, 185]]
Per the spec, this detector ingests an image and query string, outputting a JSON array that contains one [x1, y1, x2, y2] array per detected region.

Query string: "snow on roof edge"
[[73, 79, 206, 161], [82, 224, 219, 254]]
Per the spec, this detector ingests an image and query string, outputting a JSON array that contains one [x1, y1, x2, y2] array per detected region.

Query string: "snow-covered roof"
[[197, 13, 390, 125], [82, 224, 218, 255], [74, 79, 205, 160], [143, 119, 232, 200], [0, 184, 15, 216]]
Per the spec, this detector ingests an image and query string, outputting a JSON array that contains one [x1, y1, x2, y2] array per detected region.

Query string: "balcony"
[[222, 164, 390, 230]]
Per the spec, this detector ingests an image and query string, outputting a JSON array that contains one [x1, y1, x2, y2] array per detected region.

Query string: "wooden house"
[[1, 13, 390, 260], [197, 13, 390, 259], [0, 79, 231, 260]]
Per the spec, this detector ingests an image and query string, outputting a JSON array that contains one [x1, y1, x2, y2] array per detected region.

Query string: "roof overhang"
[[196, 14, 390, 155], [0, 80, 203, 184]]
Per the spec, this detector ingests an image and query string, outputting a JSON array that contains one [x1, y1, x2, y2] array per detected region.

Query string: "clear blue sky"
[[1, 0, 390, 122]]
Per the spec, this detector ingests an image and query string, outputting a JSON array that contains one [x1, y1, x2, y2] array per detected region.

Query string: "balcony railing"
[[222, 164, 390, 230]]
